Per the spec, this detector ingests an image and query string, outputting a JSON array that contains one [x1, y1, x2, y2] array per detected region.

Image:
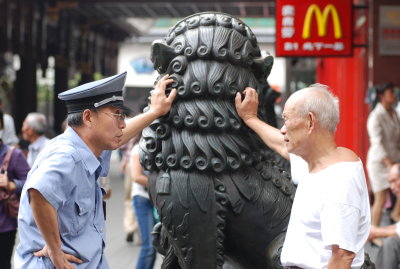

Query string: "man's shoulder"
[[40, 135, 50, 142], [319, 148, 364, 183], [38, 137, 81, 162], [38, 135, 50, 148], [30, 135, 49, 147], [335, 147, 359, 162], [370, 104, 387, 118]]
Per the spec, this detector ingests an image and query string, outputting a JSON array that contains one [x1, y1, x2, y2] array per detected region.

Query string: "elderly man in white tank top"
[[235, 84, 370, 269]]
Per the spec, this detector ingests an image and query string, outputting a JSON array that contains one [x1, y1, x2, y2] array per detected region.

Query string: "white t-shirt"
[[289, 154, 308, 185], [281, 154, 371, 269], [130, 144, 149, 199]]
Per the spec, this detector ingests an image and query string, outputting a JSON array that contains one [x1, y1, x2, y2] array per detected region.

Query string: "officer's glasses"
[[98, 111, 127, 121]]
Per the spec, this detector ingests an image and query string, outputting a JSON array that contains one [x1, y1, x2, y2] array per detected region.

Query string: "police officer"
[[15, 72, 176, 268]]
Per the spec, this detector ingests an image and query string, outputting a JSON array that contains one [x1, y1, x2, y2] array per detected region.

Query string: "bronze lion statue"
[[139, 12, 295, 269]]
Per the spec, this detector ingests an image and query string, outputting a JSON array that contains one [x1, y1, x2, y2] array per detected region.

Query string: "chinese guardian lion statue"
[[139, 12, 295, 269]]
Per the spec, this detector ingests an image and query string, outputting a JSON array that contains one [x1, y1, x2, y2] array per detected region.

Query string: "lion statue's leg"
[[150, 170, 228, 269]]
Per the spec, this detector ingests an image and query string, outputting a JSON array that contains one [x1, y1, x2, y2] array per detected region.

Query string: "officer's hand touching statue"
[[148, 74, 177, 117]]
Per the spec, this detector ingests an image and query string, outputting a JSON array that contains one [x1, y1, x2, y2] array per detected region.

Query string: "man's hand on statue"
[[235, 87, 259, 122], [34, 245, 83, 269], [149, 74, 177, 117]]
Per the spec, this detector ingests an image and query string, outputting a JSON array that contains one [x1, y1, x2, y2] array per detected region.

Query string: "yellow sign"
[[302, 4, 342, 39]]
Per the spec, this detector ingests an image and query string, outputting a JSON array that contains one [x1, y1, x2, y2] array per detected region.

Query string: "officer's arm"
[[29, 189, 61, 252], [235, 87, 289, 160], [29, 188, 82, 268], [328, 245, 355, 269], [120, 75, 176, 146]]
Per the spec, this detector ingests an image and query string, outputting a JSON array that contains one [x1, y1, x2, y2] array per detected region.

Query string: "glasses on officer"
[[97, 111, 127, 121]]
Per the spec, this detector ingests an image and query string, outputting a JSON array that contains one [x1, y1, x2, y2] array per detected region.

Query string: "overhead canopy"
[[60, 0, 275, 39], [64, 0, 275, 19]]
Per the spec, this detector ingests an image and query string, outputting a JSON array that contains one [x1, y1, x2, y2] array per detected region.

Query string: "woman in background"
[[367, 82, 400, 241], [130, 132, 156, 269], [0, 109, 30, 269]]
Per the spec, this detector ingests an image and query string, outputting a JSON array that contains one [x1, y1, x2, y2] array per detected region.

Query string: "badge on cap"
[[58, 72, 127, 113]]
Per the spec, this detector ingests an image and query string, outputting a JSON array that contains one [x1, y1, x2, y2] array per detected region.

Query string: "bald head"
[[287, 83, 340, 133], [389, 164, 400, 196]]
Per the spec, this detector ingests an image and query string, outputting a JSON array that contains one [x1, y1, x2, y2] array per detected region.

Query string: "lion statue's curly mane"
[[139, 12, 295, 269]]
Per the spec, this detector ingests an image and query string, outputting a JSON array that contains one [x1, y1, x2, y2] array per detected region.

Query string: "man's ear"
[[82, 109, 93, 127], [307, 112, 316, 132]]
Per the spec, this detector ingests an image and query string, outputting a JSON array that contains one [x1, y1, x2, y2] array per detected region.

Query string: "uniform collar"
[[64, 127, 103, 176]]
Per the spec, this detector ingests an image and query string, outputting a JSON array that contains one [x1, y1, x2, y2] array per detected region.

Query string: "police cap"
[[58, 72, 127, 113]]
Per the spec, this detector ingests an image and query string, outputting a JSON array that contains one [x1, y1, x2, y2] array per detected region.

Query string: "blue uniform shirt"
[[15, 127, 111, 269]]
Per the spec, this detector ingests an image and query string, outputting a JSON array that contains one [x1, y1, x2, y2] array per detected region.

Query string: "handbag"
[[0, 146, 19, 218]]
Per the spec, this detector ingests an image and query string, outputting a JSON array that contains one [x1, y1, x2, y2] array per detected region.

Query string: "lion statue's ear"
[[151, 40, 177, 74], [252, 53, 274, 83]]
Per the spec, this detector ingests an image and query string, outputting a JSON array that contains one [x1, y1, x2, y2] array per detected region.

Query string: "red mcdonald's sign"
[[276, 0, 353, 56]]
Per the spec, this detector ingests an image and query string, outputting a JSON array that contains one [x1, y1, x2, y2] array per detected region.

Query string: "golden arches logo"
[[302, 4, 342, 39]]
